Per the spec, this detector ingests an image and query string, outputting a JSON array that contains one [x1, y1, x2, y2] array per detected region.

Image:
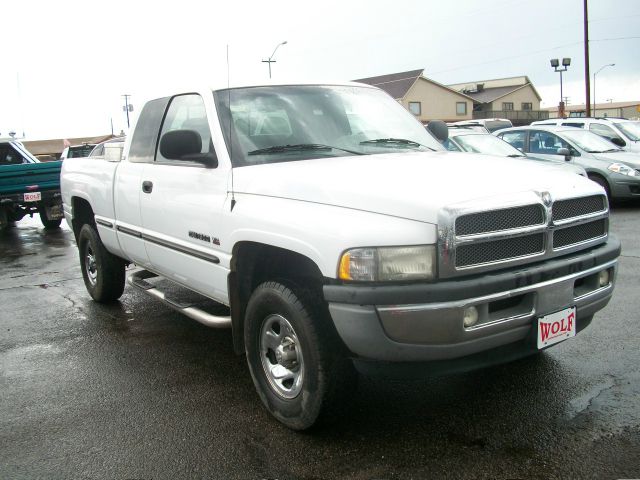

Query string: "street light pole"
[[262, 41, 287, 79], [593, 63, 615, 116], [122, 94, 133, 129], [550, 58, 571, 118]]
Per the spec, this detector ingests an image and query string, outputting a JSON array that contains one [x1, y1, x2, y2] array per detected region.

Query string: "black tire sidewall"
[[78, 224, 124, 302], [39, 209, 62, 229], [245, 282, 326, 430]]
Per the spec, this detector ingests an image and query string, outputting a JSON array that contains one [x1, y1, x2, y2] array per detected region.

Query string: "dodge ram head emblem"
[[541, 191, 552, 207]]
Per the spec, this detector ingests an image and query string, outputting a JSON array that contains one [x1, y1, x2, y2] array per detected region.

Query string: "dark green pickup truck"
[[0, 140, 64, 230]]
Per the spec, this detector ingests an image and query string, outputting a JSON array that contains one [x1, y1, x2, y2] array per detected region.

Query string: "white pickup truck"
[[61, 82, 620, 430]]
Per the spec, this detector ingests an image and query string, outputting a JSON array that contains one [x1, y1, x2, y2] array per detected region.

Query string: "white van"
[[531, 117, 640, 153]]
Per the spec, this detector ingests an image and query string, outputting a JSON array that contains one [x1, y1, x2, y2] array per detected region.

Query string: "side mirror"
[[426, 120, 449, 143], [610, 137, 625, 148], [159, 129, 218, 167], [557, 147, 571, 161]]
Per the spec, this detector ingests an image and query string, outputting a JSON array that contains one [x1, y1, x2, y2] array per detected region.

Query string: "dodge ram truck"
[[61, 82, 620, 430], [1, 138, 63, 230]]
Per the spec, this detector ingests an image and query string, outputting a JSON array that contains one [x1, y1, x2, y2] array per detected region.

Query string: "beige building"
[[354, 69, 474, 123], [448, 76, 548, 125], [543, 100, 640, 119], [23, 134, 116, 160]]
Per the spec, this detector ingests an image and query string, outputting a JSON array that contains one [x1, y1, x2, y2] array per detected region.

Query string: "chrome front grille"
[[552, 195, 606, 221], [455, 205, 544, 236], [553, 219, 607, 249], [456, 233, 545, 268], [438, 192, 609, 278]]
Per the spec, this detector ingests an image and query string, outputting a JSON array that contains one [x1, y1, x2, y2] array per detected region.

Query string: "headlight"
[[607, 162, 639, 177], [338, 245, 436, 282]]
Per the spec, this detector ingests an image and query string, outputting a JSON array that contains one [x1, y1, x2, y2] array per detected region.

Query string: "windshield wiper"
[[507, 154, 525, 157], [247, 143, 362, 156], [360, 138, 434, 151]]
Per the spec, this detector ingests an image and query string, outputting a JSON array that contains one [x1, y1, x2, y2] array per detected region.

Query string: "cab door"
[[139, 94, 231, 304]]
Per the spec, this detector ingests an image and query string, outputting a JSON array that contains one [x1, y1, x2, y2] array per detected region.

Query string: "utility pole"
[[584, 0, 591, 117], [122, 94, 133, 129]]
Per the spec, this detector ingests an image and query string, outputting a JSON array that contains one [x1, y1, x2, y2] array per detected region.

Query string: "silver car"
[[443, 127, 587, 177], [496, 125, 640, 200]]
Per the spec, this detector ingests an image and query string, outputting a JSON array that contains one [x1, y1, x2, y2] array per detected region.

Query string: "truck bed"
[[0, 161, 62, 196]]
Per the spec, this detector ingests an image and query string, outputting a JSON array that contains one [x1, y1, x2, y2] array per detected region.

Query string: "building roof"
[[353, 69, 424, 99], [543, 100, 640, 112], [448, 76, 542, 104], [448, 75, 529, 91], [462, 85, 524, 103], [23, 134, 116, 156]]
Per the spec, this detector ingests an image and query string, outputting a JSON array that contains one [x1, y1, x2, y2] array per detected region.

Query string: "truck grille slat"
[[456, 205, 544, 236], [553, 219, 606, 249], [456, 234, 545, 268], [552, 195, 606, 221]]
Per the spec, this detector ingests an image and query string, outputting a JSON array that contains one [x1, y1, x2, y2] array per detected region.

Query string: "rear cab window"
[[0, 143, 28, 165]]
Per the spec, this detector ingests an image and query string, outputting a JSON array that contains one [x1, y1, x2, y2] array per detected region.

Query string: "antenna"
[[228, 44, 236, 212]]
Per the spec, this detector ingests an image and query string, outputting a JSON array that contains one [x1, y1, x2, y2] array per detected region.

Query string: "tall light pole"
[[593, 63, 615, 116], [550, 58, 571, 118], [262, 41, 287, 79]]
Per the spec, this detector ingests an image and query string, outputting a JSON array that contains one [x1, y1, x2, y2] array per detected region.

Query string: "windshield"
[[453, 133, 523, 156], [561, 129, 622, 153], [214, 85, 443, 166], [615, 122, 640, 141]]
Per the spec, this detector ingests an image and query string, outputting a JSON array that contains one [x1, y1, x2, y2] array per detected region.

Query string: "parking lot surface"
[[1, 205, 639, 479]]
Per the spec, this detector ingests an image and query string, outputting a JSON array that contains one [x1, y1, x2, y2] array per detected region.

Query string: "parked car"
[[531, 118, 640, 153], [449, 118, 513, 133], [60, 143, 97, 161], [62, 83, 618, 430], [0, 138, 63, 229], [441, 126, 587, 177], [496, 125, 640, 200]]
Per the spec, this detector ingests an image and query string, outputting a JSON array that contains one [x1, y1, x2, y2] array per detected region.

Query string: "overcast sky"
[[1, 0, 638, 140]]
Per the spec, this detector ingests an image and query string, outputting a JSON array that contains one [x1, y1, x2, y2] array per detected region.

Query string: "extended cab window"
[[156, 94, 214, 164], [128, 97, 170, 163]]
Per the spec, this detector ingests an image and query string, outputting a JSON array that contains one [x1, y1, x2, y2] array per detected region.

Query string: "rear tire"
[[244, 281, 355, 430], [39, 209, 62, 229], [78, 224, 125, 302]]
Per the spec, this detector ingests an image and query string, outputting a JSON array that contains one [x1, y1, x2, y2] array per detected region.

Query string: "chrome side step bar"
[[127, 270, 231, 328]]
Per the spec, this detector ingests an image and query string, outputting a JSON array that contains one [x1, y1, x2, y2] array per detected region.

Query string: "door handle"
[[142, 181, 153, 193]]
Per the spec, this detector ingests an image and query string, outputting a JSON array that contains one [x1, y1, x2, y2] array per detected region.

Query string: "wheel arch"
[[228, 241, 326, 354], [70, 196, 96, 240]]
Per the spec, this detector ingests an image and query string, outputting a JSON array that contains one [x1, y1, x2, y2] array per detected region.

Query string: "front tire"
[[78, 224, 125, 302], [588, 174, 611, 201], [244, 281, 354, 430]]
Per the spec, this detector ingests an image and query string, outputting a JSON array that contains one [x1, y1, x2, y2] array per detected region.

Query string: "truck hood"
[[232, 151, 598, 224], [591, 150, 640, 168]]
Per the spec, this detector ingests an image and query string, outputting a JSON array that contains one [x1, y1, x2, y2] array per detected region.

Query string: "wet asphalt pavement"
[[1, 207, 639, 480]]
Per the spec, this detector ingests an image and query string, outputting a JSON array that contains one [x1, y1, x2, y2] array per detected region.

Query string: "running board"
[[127, 270, 231, 328]]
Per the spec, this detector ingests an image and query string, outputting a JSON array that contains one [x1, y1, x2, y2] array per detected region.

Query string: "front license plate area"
[[537, 307, 576, 349], [24, 192, 42, 202]]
